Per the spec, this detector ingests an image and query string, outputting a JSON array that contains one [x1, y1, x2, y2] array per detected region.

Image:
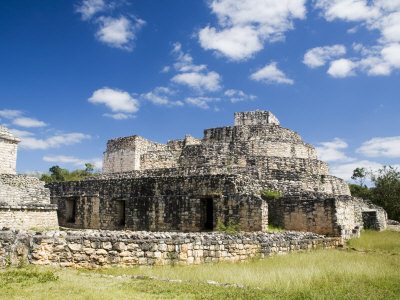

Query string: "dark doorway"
[[362, 211, 378, 230], [201, 198, 213, 230], [116, 200, 126, 227], [65, 198, 76, 223]]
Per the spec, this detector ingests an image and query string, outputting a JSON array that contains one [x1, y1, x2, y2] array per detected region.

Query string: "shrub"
[[216, 219, 241, 234], [261, 189, 283, 199]]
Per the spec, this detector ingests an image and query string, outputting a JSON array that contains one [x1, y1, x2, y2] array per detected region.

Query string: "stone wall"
[[0, 204, 58, 230], [0, 126, 20, 175], [103, 136, 167, 174], [234, 111, 280, 126], [0, 174, 50, 205], [266, 192, 387, 239], [48, 175, 267, 232], [0, 229, 343, 268]]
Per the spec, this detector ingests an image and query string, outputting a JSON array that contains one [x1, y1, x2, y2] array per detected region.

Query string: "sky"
[[0, 0, 399, 182]]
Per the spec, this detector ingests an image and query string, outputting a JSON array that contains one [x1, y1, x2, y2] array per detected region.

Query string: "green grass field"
[[1, 230, 399, 299]]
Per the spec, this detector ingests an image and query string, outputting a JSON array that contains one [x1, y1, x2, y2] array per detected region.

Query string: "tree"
[[350, 166, 400, 222], [40, 163, 99, 183], [351, 167, 367, 187]]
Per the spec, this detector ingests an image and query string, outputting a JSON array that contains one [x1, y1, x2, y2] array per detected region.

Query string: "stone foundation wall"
[[0, 204, 58, 230], [0, 230, 343, 268]]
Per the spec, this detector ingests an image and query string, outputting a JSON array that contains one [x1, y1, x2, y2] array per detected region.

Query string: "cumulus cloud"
[[141, 87, 184, 107], [88, 87, 139, 117], [330, 160, 383, 181], [250, 62, 294, 84], [0, 109, 23, 119], [76, 1, 145, 51], [43, 155, 102, 169], [185, 97, 220, 109], [356, 136, 400, 157], [170, 43, 222, 92], [313, 0, 400, 77], [12, 117, 47, 128], [327, 58, 357, 77], [172, 71, 222, 92], [103, 113, 134, 120], [95, 16, 145, 50], [19, 133, 91, 150], [199, 0, 306, 61], [303, 45, 347, 68], [316, 138, 355, 162], [75, 0, 106, 20], [224, 89, 256, 103]]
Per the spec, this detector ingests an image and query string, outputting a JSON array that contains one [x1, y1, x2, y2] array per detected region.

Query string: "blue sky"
[[0, 0, 399, 181]]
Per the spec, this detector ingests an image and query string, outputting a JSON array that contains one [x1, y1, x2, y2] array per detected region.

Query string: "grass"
[[0, 230, 399, 299]]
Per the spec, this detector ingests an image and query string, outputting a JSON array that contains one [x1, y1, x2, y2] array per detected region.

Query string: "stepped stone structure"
[[48, 111, 387, 238], [0, 126, 58, 230]]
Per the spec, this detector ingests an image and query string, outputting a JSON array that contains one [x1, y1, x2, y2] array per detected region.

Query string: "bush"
[[216, 219, 241, 234], [261, 189, 283, 199]]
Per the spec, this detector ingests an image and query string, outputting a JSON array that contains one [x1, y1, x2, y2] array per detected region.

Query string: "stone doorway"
[[201, 198, 214, 231], [362, 211, 378, 230]]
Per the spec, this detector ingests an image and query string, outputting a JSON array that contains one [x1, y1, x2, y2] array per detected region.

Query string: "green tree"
[[350, 166, 400, 222], [40, 163, 99, 183]]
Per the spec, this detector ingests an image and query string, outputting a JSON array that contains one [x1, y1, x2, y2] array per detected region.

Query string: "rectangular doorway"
[[65, 198, 76, 223], [201, 198, 213, 231]]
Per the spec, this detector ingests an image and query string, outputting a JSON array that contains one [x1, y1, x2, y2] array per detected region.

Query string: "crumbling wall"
[[234, 110, 280, 126], [0, 229, 343, 268]]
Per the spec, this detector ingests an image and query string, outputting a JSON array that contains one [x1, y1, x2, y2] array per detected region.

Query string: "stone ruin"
[[47, 110, 387, 239], [0, 126, 58, 230]]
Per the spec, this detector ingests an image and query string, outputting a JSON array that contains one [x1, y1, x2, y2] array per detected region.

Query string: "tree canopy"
[[40, 164, 100, 183], [350, 166, 400, 222]]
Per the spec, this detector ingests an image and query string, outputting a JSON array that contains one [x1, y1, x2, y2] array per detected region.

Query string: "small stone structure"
[[0, 126, 58, 230], [0, 229, 343, 268], [48, 111, 387, 239]]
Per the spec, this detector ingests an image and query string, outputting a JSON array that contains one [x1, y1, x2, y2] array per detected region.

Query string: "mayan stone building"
[[0, 126, 58, 230], [48, 111, 387, 238]]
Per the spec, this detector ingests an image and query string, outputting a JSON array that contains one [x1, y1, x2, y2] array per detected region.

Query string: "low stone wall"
[[0, 230, 343, 268]]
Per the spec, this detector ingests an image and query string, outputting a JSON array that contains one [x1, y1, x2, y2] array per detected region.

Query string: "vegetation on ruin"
[[260, 189, 283, 199], [1, 230, 399, 299], [40, 163, 100, 183], [216, 218, 241, 234], [350, 166, 400, 221]]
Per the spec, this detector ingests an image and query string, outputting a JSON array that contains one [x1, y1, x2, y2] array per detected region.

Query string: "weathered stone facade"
[[48, 110, 387, 238], [0, 127, 58, 230], [0, 126, 20, 175], [0, 229, 343, 268]]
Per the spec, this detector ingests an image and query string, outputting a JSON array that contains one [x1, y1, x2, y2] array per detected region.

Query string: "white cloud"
[[199, 0, 307, 60], [95, 16, 145, 50], [330, 160, 383, 181], [356, 136, 400, 157], [172, 71, 222, 92], [313, 0, 400, 77], [303, 45, 346, 68], [172, 43, 207, 73], [316, 138, 355, 162], [103, 113, 134, 120], [0, 109, 23, 119], [161, 66, 170, 73], [185, 97, 220, 109], [141, 87, 184, 107], [76, 0, 105, 20], [250, 62, 294, 84], [43, 155, 102, 169], [19, 133, 91, 150], [315, 0, 380, 22], [327, 58, 356, 77], [88, 88, 139, 115], [224, 89, 256, 103], [8, 129, 34, 138], [13, 117, 47, 128]]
